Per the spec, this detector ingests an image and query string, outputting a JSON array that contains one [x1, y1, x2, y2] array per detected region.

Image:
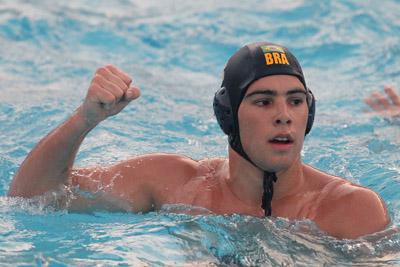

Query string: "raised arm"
[[8, 65, 140, 198], [364, 85, 400, 118]]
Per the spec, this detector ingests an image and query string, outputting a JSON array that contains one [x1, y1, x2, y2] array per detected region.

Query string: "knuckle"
[[96, 67, 105, 74], [105, 64, 115, 70], [92, 75, 102, 83], [89, 82, 100, 92], [92, 76, 105, 87]]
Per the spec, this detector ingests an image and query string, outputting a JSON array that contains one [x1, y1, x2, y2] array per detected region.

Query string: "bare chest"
[[165, 171, 263, 216], [272, 191, 324, 220], [166, 171, 223, 211]]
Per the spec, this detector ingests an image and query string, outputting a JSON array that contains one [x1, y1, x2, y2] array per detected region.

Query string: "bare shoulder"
[[103, 153, 226, 185], [72, 153, 198, 183], [121, 153, 199, 183], [122, 154, 226, 208], [312, 171, 390, 239], [124, 152, 198, 168]]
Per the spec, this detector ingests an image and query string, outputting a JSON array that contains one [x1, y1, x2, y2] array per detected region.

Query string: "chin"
[[266, 162, 292, 173], [254, 155, 295, 173]]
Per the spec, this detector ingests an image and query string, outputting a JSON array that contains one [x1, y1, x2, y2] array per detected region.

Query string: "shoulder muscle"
[[316, 183, 389, 239]]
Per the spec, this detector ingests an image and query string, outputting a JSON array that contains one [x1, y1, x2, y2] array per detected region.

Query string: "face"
[[237, 75, 309, 172]]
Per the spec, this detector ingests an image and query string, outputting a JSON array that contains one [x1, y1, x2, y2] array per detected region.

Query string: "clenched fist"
[[80, 65, 141, 127]]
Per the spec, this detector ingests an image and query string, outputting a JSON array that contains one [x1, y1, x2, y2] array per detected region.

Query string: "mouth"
[[268, 134, 294, 145]]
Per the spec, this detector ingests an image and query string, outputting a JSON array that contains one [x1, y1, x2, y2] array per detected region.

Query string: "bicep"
[[67, 161, 154, 213]]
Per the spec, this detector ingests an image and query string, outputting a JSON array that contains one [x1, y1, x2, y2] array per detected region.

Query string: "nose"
[[273, 100, 292, 126]]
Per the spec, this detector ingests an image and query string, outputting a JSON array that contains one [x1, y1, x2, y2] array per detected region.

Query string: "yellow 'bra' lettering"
[[264, 52, 290, 65]]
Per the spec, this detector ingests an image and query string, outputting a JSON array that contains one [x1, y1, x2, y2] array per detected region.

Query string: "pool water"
[[1, 0, 400, 265]]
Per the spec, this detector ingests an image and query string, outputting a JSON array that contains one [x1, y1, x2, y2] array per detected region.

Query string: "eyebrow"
[[244, 88, 307, 98]]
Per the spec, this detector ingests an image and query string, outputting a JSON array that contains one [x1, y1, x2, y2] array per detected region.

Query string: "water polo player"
[[9, 42, 390, 239]]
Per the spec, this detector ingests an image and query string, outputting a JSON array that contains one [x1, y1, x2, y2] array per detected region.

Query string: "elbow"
[[8, 184, 35, 198], [7, 171, 34, 198], [7, 177, 56, 199], [7, 178, 21, 197]]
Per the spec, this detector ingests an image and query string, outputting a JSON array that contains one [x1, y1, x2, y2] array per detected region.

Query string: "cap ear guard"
[[213, 87, 234, 135], [305, 89, 316, 135]]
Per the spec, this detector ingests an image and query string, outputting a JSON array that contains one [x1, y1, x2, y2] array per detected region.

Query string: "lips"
[[268, 134, 294, 145]]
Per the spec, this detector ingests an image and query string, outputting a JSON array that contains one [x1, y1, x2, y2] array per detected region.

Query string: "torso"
[[72, 153, 388, 238], [155, 157, 352, 222]]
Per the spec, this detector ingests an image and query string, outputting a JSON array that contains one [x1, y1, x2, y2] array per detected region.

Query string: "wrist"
[[73, 106, 100, 132]]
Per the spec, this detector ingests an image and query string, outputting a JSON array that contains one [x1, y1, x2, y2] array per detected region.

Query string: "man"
[[8, 42, 389, 239]]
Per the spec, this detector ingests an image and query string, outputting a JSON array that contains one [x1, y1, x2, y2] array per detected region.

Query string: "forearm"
[[8, 106, 96, 197]]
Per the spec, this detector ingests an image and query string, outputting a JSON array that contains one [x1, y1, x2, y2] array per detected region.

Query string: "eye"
[[254, 98, 272, 106], [289, 97, 305, 106]]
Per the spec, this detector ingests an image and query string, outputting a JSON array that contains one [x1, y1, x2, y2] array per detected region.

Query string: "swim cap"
[[213, 41, 315, 162], [213, 42, 316, 216]]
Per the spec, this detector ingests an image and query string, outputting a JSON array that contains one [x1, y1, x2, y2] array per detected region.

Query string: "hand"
[[364, 85, 400, 119], [80, 65, 141, 127]]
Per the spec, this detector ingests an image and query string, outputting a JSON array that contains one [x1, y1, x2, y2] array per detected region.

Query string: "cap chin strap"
[[262, 171, 277, 216]]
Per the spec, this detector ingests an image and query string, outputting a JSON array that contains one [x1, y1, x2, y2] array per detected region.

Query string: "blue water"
[[1, 0, 400, 265]]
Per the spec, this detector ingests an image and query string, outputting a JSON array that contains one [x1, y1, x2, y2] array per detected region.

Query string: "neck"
[[226, 147, 305, 207]]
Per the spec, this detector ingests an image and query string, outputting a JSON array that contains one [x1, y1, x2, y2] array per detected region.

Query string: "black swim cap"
[[213, 42, 316, 217], [213, 41, 315, 162]]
